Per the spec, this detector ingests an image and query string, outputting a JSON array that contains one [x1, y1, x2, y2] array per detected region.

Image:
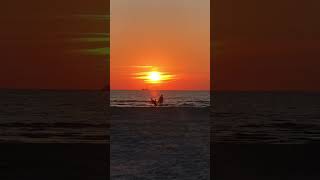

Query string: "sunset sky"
[[212, 0, 320, 91], [111, 0, 210, 90], [0, 0, 109, 90], [1, 1, 319, 91]]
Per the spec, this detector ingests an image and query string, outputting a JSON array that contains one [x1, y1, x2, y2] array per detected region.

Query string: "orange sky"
[[0, 0, 108, 90], [212, 0, 320, 91], [111, 0, 210, 90]]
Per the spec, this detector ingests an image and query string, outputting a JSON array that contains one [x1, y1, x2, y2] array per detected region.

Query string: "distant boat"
[[141, 88, 149, 91]]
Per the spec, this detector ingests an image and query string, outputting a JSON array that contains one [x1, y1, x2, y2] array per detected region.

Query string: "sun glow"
[[133, 66, 176, 84], [148, 71, 161, 83]]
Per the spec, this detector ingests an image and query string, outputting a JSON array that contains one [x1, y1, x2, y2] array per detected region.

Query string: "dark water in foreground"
[[0, 90, 108, 143], [2, 90, 320, 179], [212, 92, 320, 143], [111, 108, 210, 179], [212, 92, 320, 179]]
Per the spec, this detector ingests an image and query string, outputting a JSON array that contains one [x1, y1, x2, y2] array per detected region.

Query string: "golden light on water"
[[133, 68, 176, 84]]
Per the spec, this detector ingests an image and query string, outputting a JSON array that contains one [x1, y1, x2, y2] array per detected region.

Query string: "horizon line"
[[1, 88, 320, 93], [111, 89, 210, 91]]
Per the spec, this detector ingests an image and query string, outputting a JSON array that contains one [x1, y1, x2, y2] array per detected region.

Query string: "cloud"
[[64, 14, 109, 56], [77, 47, 110, 56], [70, 37, 109, 43]]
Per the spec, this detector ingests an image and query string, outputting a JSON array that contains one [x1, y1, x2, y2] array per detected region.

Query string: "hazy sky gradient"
[[212, 0, 320, 91], [0, 0, 109, 89], [111, 0, 210, 90]]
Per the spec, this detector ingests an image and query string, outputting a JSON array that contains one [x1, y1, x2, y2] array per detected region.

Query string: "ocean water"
[[212, 92, 320, 144], [111, 90, 210, 107], [2, 90, 318, 145], [111, 108, 210, 179], [0, 90, 109, 143]]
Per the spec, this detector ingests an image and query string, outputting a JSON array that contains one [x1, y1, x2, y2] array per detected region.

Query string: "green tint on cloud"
[[71, 37, 109, 43], [68, 14, 109, 56], [79, 47, 110, 56]]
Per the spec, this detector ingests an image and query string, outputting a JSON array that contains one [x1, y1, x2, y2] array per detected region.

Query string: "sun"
[[148, 71, 161, 82], [133, 66, 176, 84]]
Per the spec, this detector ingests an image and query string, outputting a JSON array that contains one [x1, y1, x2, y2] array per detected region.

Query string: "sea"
[[212, 91, 320, 144], [111, 90, 210, 107], [2, 90, 320, 179], [1, 90, 319, 144], [0, 90, 109, 143], [110, 107, 210, 179]]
